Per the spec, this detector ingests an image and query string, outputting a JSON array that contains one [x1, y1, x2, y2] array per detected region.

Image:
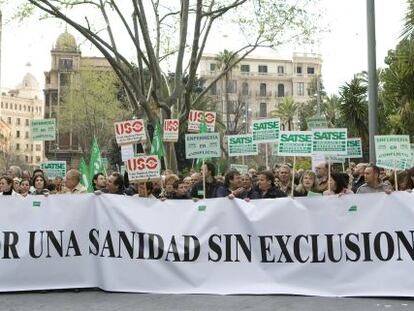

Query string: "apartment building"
[[199, 52, 322, 131]]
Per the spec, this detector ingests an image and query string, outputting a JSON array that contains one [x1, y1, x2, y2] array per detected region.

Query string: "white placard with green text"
[[32, 119, 56, 141], [227, 134, 258, 156], [375, 135, 411, 170], [306, 116, 328, 130], [252, 118, 280, 143], [185, 133, 220, 159], [278, 131, 312, 156], [312, 128, 347, 155], [230, 164, 249, 174], [40, 161, 66, 179], [347, 138, 363, 158]]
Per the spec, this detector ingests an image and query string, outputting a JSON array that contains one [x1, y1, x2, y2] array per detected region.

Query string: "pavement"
[[0, 290, 413, 311]]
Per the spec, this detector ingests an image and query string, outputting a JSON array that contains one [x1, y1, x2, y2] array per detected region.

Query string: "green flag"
[[150, 122, 165, 158], [79, 157, 90, 191], [196, 112, 210, 170], [88, 136, 105, 192]]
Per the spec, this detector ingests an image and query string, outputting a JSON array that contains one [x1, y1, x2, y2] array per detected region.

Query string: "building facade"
[[0, 73, 45, 166], [43, 31, 111, 166], [199, 53, 322, 131]]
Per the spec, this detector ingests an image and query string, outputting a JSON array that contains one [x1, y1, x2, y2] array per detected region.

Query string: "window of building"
[[259, 83, 267, 96], [25, 131, 29, 139], [258, 65, 268, 74], [241, 65, 250, 73], [7, 117, 11, 124], [227, 80, 237, 93], [210, 82, 217, 95], [25, 156, 29, 162], [36, 156, 41, 163], [19, 104, 22, 111], [25, 119, 29, 126], [36, 144, 41, 151], [17, 118, 21, 125], [30, 156, 33, 163], [0, 102, 2, 108], [307, 67, 315, 74], [297, 82, 305, 96], [278, 84, 285, 97], [23, 105, 26, 112], [210, 63, 216, 71], [277, 66, 284, 74], [16, 130, 20, 138], [5, 102, 7, 109], [16, 143, 20, 151], [15, 104, 17, 110], [296, 66, 303, 74], [59, 58, 73, 70], [31, 144, 33, 151], [242, 82, 249, 96], [26, 144, 29, 151], [259, 103, 267, 117]]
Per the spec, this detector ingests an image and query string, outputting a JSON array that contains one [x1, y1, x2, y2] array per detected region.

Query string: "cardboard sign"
[[125, 155, 161, 181], [230, 164, 249, 174], [185, 133, 220, 159], [329, 156, 345, 164], [227, 134, 258, 157], [187, 110, 216, 132], [114, 119, 146, 145], [347, 138, 363, 158], [32, 119, 56, 141], [252, 118, 281, 143], [121, 144, 135, 161], [375, 135, 411, 170], [271, 143, 279, 156], [40, 161, 66, 179], [312, 128, 347, 155], [163, 119, 179, 142], [277, 131, 312, 156], [306, 116, 328, 130]]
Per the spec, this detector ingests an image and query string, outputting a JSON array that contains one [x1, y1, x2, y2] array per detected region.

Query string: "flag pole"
[[265, 144, 269, 169], [328, 156, 331, 193], [202, 159, 206, 199], [394, 161, 398, 191]]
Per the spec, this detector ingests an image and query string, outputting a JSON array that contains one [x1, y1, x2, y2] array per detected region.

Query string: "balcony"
[[256, 91, 272, 98]]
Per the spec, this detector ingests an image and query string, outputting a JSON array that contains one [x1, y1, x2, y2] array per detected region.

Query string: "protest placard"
[[114, 119, 146, 145], [187, 110, 216, 132], [277, 131, 312, 156], [185, 133, 220, 159], [121, 144, 135, 161], [227, 134, 258, 156], [230, 164, 249, 174], [312, 128, 347, 155], [347, 138, 363, 158], [163, 119, 179, 142], [252, 118, 280, 143], [306, 116, 328, 130], [40, 161, 66, 179], [32, 119, 56, 141], [125, 155, 161, 181], [375, 135, 411, 170]]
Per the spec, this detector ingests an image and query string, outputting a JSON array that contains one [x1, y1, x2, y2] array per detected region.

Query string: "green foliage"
[[275, 97, 298, 130], [59, 69, 129, 158]]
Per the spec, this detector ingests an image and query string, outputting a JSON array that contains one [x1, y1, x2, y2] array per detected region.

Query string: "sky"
[[0, 0, 408, 95]]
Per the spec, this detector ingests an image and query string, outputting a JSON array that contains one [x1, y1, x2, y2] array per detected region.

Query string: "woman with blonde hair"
[[294, 170, 320, 197]]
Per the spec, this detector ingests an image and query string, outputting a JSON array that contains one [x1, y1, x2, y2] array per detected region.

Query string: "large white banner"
[[1, 193, 414, 296]]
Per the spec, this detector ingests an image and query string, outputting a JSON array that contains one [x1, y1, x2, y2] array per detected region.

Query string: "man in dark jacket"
[[191, 162, 222, 199], [250, 170, 286, 199]]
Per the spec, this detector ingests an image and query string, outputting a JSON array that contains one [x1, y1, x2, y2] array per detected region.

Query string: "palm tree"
[[338, 76, 369, 146], [215, 50, 239, 133], [323, 94, 341, 127], [401, 0, 414, 39], [275, 97, 298, 130]]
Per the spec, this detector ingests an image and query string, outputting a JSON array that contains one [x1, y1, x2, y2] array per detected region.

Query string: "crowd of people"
[[1, 161, 413, 200]]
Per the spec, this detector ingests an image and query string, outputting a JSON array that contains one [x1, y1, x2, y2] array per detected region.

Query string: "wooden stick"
[[202, 159, 206, 199], [291, 156, 296, 197], [242, 155, 245, 165], [394, 166, 398, 191], [342, 162, 345, 173], [265, 144, 269, 169], [328, 157, 331, 193]]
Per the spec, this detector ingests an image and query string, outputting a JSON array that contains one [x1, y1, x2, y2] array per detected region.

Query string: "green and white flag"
[[150, 122, 165, 159], [79, 157, 90, 191], [88, 137, 105, 192]]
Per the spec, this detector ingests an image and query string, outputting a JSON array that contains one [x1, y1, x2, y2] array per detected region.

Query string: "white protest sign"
[[230, 164, 249, 174], [411, 144, 414, 167], [347, 138, 363, 158], [306, 116, 328, 130], [163, 119, 179, 142], [329, 156, 345, 164], [125, 155, 161, 181], [312, 128, 347, 155], [114, 119, 146, 145], [227, 134, 258, 157], [185, 133, 220, 159], [271, 143, 279, 156], [187, 110, 216, 132], [252, 118, 281, 143], [32, 119, 56, 141], [311, 154, 325, 172], [375, 135, 411, 170], [40, 161, 66, 179], [277, 131, 312, 156], [121, 144, 135, 161]]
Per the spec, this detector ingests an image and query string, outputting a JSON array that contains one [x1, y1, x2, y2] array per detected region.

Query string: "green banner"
[[375, 135, 411, 170], [312, 128, 347, 155], [277, 131, 312, 157], [227, 134, 258, 156], [32, 119, 56, 141], [252, 118, 280, 143]]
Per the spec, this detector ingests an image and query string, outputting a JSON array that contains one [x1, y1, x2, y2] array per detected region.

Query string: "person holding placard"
[[191, 162, 222, 199], [356, 165, 393, 194], [352, 163, 367, 193], [249, 171, 286, 199], [294, 171, 320, 197]]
